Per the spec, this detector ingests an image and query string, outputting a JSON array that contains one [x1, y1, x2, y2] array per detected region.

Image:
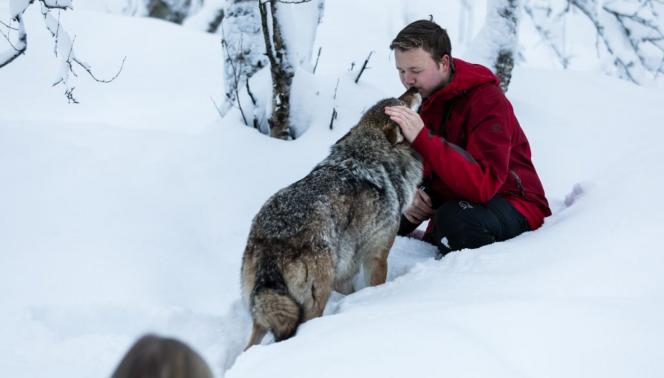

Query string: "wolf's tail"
[[250, 262, 303, 342]]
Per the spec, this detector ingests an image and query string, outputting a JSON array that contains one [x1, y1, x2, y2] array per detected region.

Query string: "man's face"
[[395, 47, 450, 98]]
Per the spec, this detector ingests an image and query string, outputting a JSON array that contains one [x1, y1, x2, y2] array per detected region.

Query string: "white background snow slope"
[[1, 1, 663, 378]]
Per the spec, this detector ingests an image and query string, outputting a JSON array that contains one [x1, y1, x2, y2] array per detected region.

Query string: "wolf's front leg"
[[363, 230, 398, 286], [363, 249, 389, 286]]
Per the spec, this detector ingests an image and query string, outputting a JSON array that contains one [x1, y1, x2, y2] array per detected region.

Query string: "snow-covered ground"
[[1, 2, 663, 378]]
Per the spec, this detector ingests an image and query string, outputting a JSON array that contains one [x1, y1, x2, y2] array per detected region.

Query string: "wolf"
[[241, 88, 423, 350]]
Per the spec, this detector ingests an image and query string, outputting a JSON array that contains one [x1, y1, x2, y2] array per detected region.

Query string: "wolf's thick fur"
[[241, 89, 423, 349]]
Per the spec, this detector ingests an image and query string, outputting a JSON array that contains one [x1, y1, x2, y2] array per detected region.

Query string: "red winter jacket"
[[411, 58, 551, 230]]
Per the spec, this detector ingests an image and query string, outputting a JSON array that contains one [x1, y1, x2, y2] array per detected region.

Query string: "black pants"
[[400, 196, 529, 258]]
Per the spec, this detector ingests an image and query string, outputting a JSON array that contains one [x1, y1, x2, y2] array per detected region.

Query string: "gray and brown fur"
[[241, 88, 423, 350]]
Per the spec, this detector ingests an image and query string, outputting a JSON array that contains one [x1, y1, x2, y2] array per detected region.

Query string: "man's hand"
[[404, 188, 435, 223], [384, 105, 425, 143]]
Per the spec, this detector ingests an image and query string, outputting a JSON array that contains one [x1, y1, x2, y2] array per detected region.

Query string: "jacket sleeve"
[[411, 86, 513, 204]]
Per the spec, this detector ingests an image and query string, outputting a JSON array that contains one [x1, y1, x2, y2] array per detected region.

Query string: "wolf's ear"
[[383, 123, 404, 145], [398, 87, 422, 111]]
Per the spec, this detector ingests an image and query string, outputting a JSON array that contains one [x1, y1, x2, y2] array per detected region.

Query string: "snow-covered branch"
[[1, 0, 125, 102], [525, 0, 664, 83], [601, 0, 664, 80], [523, 3, 570, 68], [0, 0, 48, 69]]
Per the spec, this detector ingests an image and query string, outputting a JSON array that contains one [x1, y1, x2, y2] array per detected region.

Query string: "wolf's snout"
[[409, 92, 422, 111], [398, 87, 422, 111]]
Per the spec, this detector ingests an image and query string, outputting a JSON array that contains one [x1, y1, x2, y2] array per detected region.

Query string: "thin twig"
[[245, 78, 257, 106], [0, 28, 20, 51], [73, 56, 126, 83], [333, 77, 340, 100], [354, 51, 373, 84], [64, 86, 79, 104], [211, 96, 224, 119], [329, 108, 337, 130], [0, 20, 19, 30], [221, 37, 249, 126], [312, 46, 322, 74]]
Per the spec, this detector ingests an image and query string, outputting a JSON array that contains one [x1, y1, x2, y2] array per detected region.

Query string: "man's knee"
[[429, 200, 496, 253]]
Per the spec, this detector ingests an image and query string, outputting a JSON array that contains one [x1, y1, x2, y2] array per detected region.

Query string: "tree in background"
[[257, 0, 293, 139], [525, 0, 664, 84], [466, 0, 523, 92], [219, 0, 268, 130], [121, 0, 203, 23], [220, 0, 324, 140]]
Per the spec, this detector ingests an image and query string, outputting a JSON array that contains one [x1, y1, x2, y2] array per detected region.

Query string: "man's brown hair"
[[390, 20, 452, 62], [111, 334, 213, 378]]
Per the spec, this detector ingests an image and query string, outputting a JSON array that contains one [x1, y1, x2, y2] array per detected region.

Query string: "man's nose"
[[404, 73, 415, 85]]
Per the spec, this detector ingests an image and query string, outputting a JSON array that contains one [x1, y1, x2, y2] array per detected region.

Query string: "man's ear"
[[383, 122, 404, 145], [440, 55, 451, 73]]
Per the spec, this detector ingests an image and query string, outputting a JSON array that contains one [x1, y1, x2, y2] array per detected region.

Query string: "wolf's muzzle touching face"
[[240, 89, 423, 350]]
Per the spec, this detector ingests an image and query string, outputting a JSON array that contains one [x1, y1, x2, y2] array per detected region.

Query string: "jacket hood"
[[421, 58, 499, 111]]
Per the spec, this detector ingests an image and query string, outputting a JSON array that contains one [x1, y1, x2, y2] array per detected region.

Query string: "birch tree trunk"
[[466, 0, 522, 93], [259, 0, 294, 140], [494, 0, 520, 92]]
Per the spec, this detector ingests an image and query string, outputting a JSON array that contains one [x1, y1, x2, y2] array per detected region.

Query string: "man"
[[384, 20, 551, 257], [111, 334, 213, 378]]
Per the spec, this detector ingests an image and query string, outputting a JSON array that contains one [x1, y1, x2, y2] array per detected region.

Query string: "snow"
[[277, 0, 323, 70], [1, 1, 663, 378]]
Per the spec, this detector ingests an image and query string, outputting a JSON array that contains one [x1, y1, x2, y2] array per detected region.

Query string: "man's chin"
[[418, 89, 431, 98]]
